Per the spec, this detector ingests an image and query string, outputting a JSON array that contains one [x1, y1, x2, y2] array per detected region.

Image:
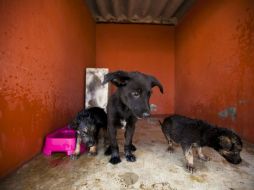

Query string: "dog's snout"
[[87, 141, 94, 147], [142, 112, 150, 117], [229, 158, 242, 165], [236, 158, 242, 164], [233, 157, 242, 164]]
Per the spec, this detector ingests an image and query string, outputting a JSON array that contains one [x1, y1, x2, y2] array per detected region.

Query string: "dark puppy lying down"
[[69, 107, 107, 159], [160, 114, 242, 173]]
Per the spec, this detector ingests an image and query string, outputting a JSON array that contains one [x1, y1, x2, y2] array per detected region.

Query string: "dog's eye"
[[80, 131, 88, 136], [131, 91, 140, 98], [235, 144, 242, 151], [222, 143, 232, 150]]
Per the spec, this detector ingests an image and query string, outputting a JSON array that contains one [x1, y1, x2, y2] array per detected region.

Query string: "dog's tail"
[[158, 120, 163, 127]]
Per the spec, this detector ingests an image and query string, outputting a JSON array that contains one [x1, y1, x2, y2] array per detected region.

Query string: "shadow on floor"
[[1, 117, 254, 190]]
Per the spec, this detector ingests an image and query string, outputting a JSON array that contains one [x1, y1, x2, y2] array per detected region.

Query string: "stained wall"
[[96, 24, 175, 114], [175, 0, 254, 142], [0, 0, 95, 177]]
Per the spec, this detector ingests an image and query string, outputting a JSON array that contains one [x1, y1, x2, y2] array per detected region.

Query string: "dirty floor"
[[1, 117, 254, 190]]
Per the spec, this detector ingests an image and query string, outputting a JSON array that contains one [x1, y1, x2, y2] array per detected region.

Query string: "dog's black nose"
[[142, 112, 150, 117], [234, 158, 242, 164]]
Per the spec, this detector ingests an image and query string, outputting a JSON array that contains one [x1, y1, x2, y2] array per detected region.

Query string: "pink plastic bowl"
[[43, 126, 87, 156]]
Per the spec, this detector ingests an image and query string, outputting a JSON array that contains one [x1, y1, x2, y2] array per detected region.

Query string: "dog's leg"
[[104, 126, 112, 156], [105, 125, 136, 157], [183, 145, 195, 173], [167, 139, 174, 153], [124, 126, 137, 152], [161, 128, 174, 153], [103, 127, 112, 156], [70, 134, 82, 160], [102, 127, 110, 147], [108, 124, 121, 164], [164, 134, 174, 153], [88, 128, 100, 156], [89, 145, 97, 156], [197, 147, 210, 161], [124, 125, 136, 162]]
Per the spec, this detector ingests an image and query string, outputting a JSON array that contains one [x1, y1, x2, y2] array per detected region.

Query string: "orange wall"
[[96, 24, 175, 114], [0, 0, 95, 177], [175, 0, 254, 142]]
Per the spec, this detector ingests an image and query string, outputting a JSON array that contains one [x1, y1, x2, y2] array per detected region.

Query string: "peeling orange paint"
[[96, 24, 175, 114], [0, 0, 95, 178], [1, 0, 254, 179], [175, 0, 254, 143]]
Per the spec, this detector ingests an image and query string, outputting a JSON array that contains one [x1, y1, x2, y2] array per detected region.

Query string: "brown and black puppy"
[[69, 107, 108, 159], [159, 114, 243, 173], [103, 71, 163, 164]]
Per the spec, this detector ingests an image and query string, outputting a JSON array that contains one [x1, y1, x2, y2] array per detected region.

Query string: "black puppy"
[[102, 70, 163, 164], [160, 114, 242, 173], [69, 107, 107, 159]]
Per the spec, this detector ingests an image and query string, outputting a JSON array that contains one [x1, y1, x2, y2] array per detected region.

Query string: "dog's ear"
[[148, 76, 164, 93], [102, 71, 130, 87], [219, 136, 232, 149], [69, 119, 79, 130]]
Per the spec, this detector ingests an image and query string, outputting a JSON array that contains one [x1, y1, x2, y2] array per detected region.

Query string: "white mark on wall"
[[85, 68, 109, 110], [218, 106, 237, 121]]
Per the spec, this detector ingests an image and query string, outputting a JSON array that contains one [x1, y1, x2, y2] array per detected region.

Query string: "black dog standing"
[[102, 71, 164, 164], [69, 107, 107, 159]]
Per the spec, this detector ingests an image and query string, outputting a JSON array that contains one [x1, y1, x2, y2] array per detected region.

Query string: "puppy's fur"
[[69, 107, 107, 159], [160, 114, 242, 173], [103, 71, 163, 164]]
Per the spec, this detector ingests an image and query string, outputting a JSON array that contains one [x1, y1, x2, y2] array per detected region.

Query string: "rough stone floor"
[[0, 117, 254, 190]]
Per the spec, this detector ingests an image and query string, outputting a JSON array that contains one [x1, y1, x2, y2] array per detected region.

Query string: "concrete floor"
[[1, 117, 254, 190]]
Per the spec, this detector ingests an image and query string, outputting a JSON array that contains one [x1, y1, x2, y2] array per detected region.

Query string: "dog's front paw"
[[131, 144, 137, 152], [126, 154, 136, 162], [186, 163, 196, 173], [70, 154, 79, 160], [109, 156, 121, 165], [88, 151, 97, 156]]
